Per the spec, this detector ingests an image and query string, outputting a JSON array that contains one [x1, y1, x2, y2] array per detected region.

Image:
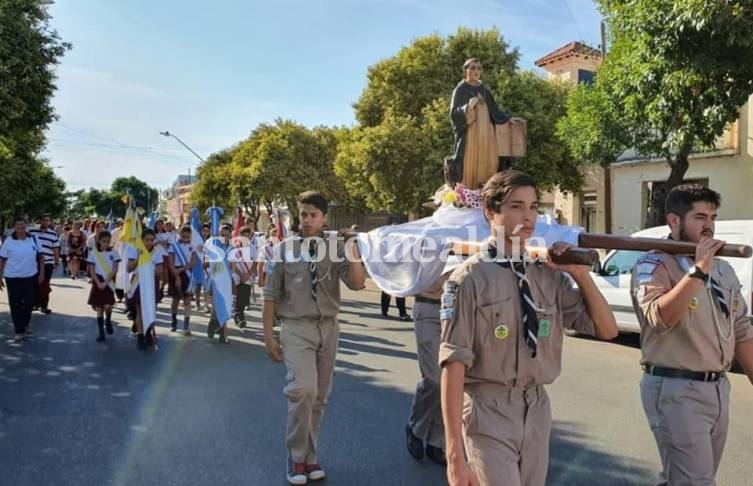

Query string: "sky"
[[43, 0, 602, 192]]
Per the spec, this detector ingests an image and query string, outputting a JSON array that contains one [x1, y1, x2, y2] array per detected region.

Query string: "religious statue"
[[447, 58, 511, 188]]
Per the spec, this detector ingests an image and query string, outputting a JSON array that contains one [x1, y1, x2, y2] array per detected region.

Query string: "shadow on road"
[[548, 420, 656, 486]]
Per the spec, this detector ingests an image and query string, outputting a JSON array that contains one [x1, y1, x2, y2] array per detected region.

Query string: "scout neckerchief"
[[669, 235, 730, 319], [93, 248, 116, 290], [307, 237, 320, 302], [487, 244, 539, 358]]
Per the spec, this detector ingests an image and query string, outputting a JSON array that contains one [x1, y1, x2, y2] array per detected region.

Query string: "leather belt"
[[643, 364, 725, 382], [415, 296, 441, 305]]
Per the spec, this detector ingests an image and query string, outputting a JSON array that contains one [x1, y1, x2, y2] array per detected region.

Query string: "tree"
[[559, 0, 753, 227], [0, 0, 70, 160], [339, 27, 583, 214], [64, 178, 157, 220], [0, 0, 69, 227], [232, 120, 356, 229], [108, 176, 159, 216], [0, 158, 66, 227], [192, 149, 235, 213]]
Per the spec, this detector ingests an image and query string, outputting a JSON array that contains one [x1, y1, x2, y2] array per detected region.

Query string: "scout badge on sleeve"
[[634, 253, 663, 285], [440, 280, 460, 321]]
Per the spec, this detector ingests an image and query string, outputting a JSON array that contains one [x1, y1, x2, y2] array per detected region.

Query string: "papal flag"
[[121, 196, 158, 333]]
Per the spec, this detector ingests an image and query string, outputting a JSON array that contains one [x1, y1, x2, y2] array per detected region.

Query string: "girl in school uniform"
[[126, 228, 165, 350], [86, 231, 120, 342], [167, 225, 197, 335]]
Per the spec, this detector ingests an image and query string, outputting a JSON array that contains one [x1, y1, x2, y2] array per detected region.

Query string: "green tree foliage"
[[0, 0, 69, 226], [0, 159, 66, 225], [340, 27, 582, 213], [559, 0, 753, 227], [0, 0, 70, 159], [232, 120, 355, 229], [192, 149, 235, 213], [66, 177, 158, 219]]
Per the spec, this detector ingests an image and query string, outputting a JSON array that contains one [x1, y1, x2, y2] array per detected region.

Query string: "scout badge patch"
[[494, 324, 509, 340]]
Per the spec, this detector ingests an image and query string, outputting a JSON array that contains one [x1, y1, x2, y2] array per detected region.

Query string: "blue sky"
[[43, 0, 602, 192]]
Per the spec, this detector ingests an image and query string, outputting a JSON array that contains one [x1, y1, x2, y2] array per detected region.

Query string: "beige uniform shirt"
[[439, 250, 595, 388], [630, 251, 753, 372], [262, 235, 363, 320]]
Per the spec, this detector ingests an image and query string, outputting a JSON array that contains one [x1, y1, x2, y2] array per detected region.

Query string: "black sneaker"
[[131, 323, 137, 334], [41, 307, 52, 315], [239, 318, 247, 329], [405, 425, 424, 460], [398, 314, 413, 322], [425, 444, 447, 465], [170, 322, 177, 332], [207, 319, 217, 339]]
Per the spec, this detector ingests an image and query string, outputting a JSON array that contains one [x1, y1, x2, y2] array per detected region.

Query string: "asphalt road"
[[1, 275, 752, 486]]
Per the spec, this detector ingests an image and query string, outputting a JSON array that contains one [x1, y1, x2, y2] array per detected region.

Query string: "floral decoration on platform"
[[432, 183, 482, 209]]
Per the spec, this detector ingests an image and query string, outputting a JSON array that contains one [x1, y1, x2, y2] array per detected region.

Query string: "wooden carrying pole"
[[449, 241, 599, 266], [578, 233, 753, 259]]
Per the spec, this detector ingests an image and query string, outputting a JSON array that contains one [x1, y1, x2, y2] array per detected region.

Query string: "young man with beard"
[[262, 191, 365, 485], [630, 184, 753, 485], [440, 171, 618, 486]]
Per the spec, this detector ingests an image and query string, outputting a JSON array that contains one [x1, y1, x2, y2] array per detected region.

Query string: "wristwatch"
[[687, 265, 709, 284]]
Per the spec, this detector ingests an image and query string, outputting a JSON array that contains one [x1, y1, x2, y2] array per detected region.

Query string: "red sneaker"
[[286, 460, 307, 485]]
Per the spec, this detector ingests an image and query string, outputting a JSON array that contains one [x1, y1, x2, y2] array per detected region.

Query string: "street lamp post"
[[159, 131, 204, 184]]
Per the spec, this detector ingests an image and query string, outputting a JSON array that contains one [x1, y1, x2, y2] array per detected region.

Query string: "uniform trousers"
[[641, 374, 730, 486], [38, 263, 54, 308], [280, 317, 339, 464], [463, 383, 551, 486], [408, 301, 444, 447], [5, 276, 39, 334]]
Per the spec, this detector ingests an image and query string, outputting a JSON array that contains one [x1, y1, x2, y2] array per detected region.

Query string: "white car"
[[590, 220, 753, 334]]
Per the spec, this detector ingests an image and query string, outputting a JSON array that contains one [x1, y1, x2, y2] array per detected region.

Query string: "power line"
[[563, 0, 585, 41], [54, 123, 222, 152]]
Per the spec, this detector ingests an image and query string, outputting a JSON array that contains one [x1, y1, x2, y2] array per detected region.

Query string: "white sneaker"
[[306, 464, 326, 481]]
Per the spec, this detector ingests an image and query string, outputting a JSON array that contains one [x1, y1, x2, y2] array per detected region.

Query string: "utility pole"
[[600, 20, 613, 234]]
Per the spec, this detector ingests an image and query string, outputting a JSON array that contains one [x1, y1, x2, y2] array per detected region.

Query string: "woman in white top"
[[0, 217, 44, 341]]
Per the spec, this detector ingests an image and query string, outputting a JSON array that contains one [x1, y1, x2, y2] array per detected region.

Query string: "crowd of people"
[[0, 213, 276, 345]]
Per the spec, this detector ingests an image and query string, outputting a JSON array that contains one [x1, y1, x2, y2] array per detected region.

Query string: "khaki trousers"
[[640, 374, 730, 486], [280, 318, 339, 464], [463, 383, 551, 486], [408, 301, 444, 447]]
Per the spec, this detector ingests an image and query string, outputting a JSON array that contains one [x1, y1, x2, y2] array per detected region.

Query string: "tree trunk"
[[285, 198, 299, 233], [645, 151, 690, 228]]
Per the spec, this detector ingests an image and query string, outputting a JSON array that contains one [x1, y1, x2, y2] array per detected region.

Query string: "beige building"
[[535, 42, 608, 234], [162, 174, 194, 226], [535, 41, 753, 235]]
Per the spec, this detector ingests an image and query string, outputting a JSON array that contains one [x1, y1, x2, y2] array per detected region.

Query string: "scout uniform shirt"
[[631, 251, 753, 372], [439, 243, 595, 387], [262, 234, 363, 319]]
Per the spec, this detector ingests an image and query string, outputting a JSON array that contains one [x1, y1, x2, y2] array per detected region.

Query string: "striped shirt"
[[29, 227, 60, 264]]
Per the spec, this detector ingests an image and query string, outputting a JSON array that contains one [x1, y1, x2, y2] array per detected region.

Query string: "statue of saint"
[[448, 58, 510, 188]]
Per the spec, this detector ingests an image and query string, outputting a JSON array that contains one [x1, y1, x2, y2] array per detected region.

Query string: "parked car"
[[590, 220, 753, 334]]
